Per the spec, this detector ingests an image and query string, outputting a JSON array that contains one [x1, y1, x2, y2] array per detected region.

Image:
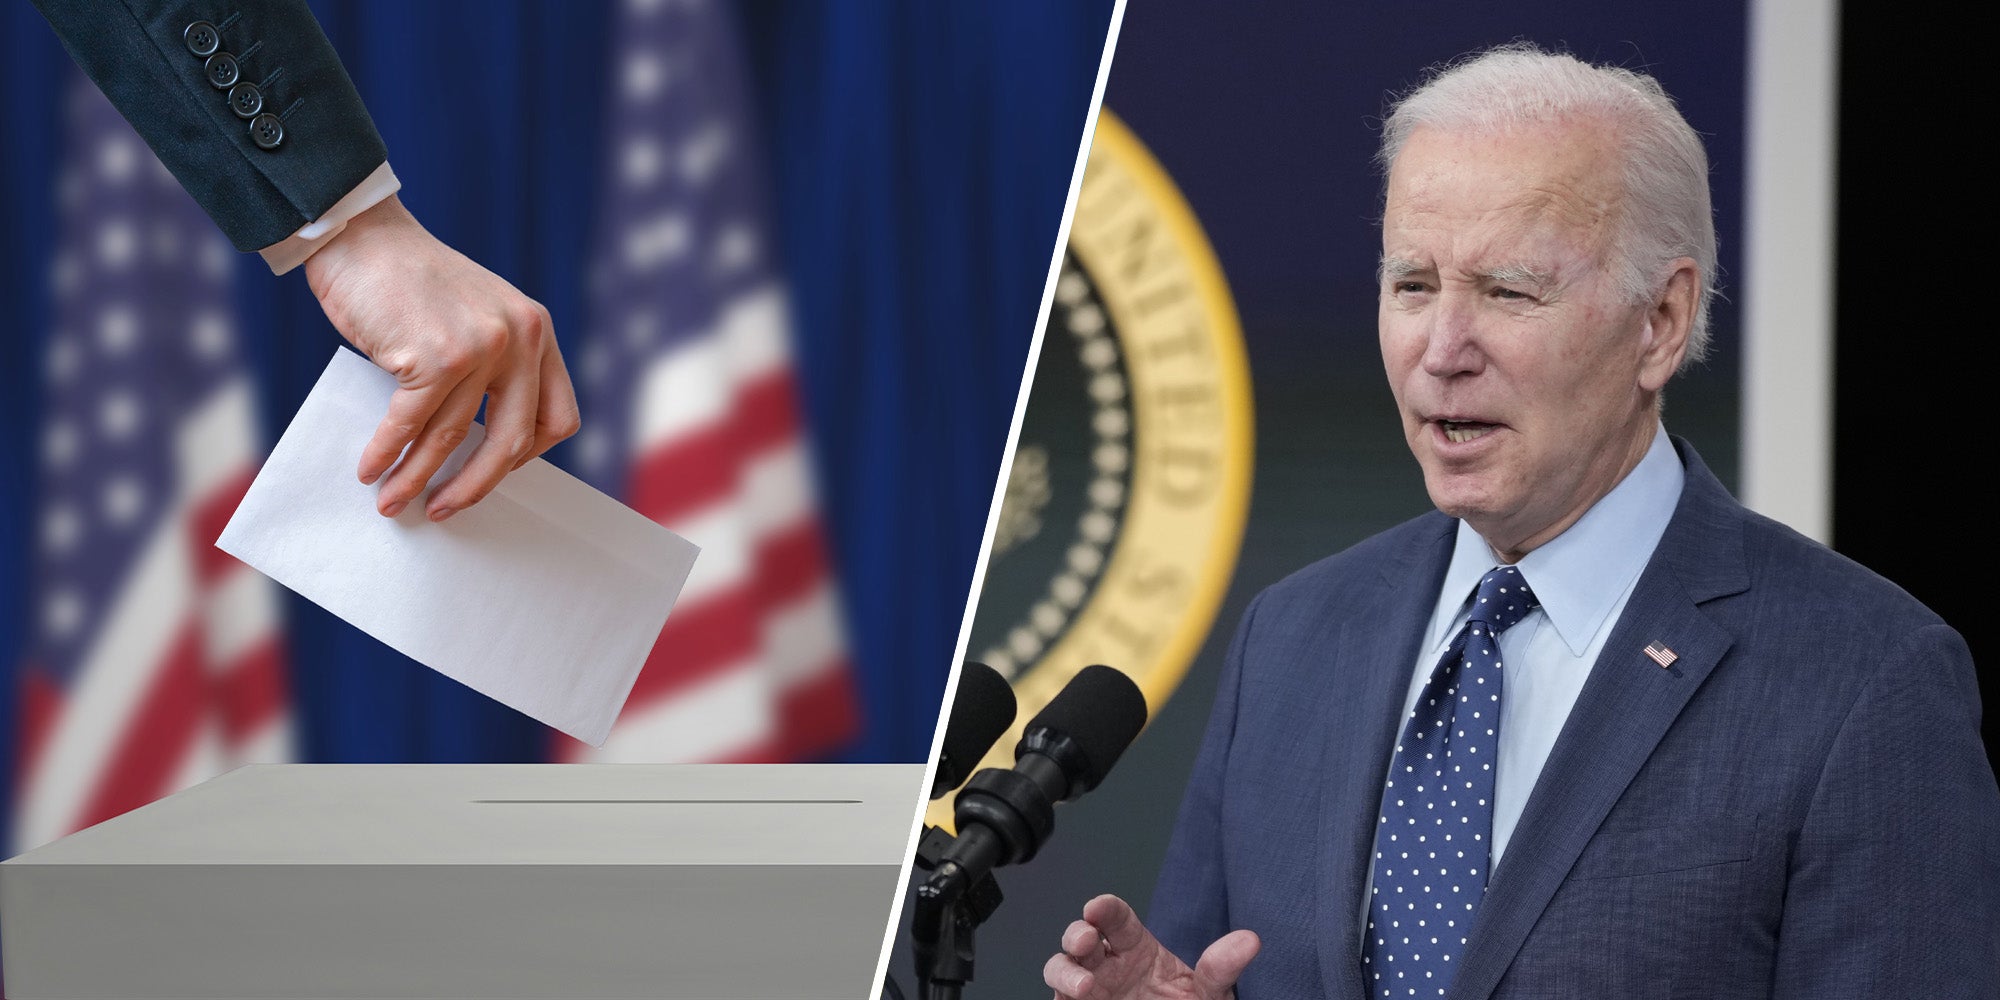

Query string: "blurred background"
[[0, 0, 1116, 856], [897, 0, 1992, 996]]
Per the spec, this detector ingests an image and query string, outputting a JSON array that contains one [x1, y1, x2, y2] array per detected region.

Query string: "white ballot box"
[[2, 764, 923, 999]]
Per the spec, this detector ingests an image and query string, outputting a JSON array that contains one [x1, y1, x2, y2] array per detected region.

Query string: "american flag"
[[10, 74, 293, 852], [564, 0, 858, 762]]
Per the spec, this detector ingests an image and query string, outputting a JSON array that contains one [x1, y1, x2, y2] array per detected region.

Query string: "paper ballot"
[[217, 348, 699, 746]]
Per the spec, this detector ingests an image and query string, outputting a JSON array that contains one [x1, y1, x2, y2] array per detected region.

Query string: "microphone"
[[934, 664, 1147, 891], [931, 662, 1018, 800], [910, 665, 1147, 1000]]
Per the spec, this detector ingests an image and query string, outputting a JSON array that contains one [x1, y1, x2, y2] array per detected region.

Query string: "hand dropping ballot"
[[217, 348, 699, 746]]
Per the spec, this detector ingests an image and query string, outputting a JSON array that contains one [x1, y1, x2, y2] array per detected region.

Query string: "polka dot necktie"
[[1362, 566, 1539, 998]]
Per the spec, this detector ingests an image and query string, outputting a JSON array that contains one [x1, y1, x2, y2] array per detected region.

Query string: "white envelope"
[[217, 347, 699, 746]]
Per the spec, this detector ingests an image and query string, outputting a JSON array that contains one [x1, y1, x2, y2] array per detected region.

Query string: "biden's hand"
[[303, 194, 580, 521], [1044, 894, 1259, 1000]]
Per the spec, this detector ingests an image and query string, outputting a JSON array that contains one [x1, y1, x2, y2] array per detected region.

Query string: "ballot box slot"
[[471, 798, 864, 804]]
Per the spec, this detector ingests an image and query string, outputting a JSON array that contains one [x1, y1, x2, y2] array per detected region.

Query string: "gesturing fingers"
[[1082, 894, 1150, 955], [1044, 951, 1098, 1000], [1047, 896, 1159, 1000], [1062, 918, 1106, 965], [1190, 929, 1261, 1000]]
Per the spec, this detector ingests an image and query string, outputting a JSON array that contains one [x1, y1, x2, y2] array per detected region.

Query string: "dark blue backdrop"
[[0, 0, 1115, 827]]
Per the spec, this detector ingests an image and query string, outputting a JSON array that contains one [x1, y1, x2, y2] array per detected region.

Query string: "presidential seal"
[[933, 110, 1252, 823]]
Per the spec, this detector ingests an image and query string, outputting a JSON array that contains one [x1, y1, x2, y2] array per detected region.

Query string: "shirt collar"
[[1424, 424, 1685, 656]]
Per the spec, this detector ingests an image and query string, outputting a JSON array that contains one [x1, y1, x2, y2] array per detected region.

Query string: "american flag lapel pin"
[[1643, 641, 1678, 668]]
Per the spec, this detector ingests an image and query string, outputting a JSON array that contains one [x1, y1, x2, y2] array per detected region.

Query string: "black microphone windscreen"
[[934, 662, 1018, 798], [1020, 664, 1148, 790]]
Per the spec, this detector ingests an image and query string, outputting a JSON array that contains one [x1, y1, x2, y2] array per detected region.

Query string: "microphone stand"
[[909, 824, 1004, 1000], [907, 665, 1146, 998], [912, 757, 1063, 999]]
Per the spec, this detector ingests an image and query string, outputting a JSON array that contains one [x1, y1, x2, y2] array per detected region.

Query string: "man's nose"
[[1421, 293, 1485, 377]]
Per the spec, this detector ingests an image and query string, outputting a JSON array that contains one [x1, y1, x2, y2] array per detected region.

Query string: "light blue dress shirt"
[[1360, 425, 1684, 936]]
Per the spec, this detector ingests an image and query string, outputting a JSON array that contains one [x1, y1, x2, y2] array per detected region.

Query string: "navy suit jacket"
[[1151, 439, 2000, 999], [34, 0, 387, 251]]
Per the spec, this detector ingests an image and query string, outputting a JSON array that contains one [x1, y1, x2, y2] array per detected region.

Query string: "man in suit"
[[1043, 44, 1999, 1000], [32, 0, 577, 523]]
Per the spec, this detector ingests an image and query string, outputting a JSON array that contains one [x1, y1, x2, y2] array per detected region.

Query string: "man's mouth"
[[1437, 419, 1499, 444]]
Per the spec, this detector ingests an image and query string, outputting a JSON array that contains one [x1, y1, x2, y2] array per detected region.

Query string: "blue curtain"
[[738, 2, 1115, 762], [0, 0, 1115, 826]]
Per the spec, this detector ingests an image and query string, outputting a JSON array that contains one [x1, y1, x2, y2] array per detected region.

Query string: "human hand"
[[1043, 894, 1260, 1000], [302, 194, 579, 521]]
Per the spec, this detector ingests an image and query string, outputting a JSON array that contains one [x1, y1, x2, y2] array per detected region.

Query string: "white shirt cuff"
[[257, 162, 402, 275]]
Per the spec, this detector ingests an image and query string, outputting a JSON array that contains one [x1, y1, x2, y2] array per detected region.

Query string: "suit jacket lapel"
[[1314, 516, 1456, 1000], [1449, 441, 1750, 1000]]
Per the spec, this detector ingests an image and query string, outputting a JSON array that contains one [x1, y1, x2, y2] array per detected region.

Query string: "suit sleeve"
[[1771, 622, 2000, 999], [1148, 590, 1262, 967], [31, 0, 388, 251]]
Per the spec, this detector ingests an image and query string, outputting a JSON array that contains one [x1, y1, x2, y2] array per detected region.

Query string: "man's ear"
[[1638, 258, 1698, 391]]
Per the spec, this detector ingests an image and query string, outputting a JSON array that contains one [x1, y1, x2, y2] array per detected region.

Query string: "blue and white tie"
[[1362, 566, 1539, 998]]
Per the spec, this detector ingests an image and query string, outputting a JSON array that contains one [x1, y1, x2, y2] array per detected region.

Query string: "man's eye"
[[1395, 281, 1429, 294], [1491, 287, 1533, 301]]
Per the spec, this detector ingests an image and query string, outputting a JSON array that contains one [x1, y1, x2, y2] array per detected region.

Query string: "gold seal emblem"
[[932, 110, 1253, 826]]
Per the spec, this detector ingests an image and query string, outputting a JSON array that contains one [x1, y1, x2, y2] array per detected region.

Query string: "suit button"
[[205, 52, 240, 89], [249, 113, 285, 150], [228, 83, 264, 119], [184, 21, 220, 58]]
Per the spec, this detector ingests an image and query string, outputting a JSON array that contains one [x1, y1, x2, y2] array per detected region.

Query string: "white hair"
[[1379, 43, 1718, 367]]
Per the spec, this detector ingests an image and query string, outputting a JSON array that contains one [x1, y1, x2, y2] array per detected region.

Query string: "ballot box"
[[2, 764, 923, 999]]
